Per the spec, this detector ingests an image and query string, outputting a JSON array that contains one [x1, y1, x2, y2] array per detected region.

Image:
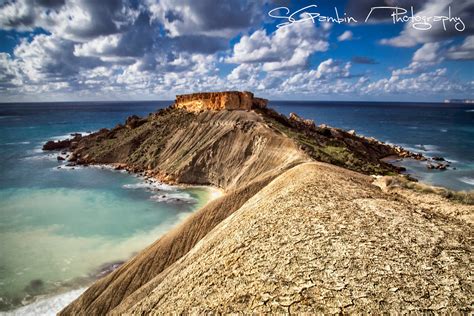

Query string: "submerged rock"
[[24, 279, 44, 294]]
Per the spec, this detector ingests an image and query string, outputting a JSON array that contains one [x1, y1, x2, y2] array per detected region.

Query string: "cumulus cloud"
[[345, 0, 426, 22], [0, 0, 471, 101], [227, 64, 261, 82], [0, 0, 240, 99], [226, 20, 329, 72], [0, 0, 140, 42], [337, 30, 353, 42], [446, 36, 474, 60], [13, 34, 102, 82], [364, 68, 468, 95], [222, 56, 359, 98], [73, 12, 155, 61], [0, 53, 23, 88], [412, 42, 443, 63], [364, 41, 471, 97], [379, 0, 474, 47], [146, 0, 264, 37], [314, 59, 351, 79], [0, 0, 64, 31], [391, 43, 443, 76]]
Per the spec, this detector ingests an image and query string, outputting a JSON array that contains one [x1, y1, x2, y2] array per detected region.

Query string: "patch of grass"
[[387, 176, 474, 205], [259, 108, 398, 176]]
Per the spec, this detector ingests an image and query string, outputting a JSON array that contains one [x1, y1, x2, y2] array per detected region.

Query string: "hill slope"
[[113, 162, 473, 314], [56, 94, 472, 314]]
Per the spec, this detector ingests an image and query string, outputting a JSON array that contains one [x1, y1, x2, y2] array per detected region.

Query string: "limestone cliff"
[[173, 91, 268, 112], [55, 92, 472, 314]]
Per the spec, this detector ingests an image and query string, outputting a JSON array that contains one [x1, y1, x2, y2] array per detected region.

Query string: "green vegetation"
[[259, 109, 397, 175], [387, 176, 474, 205]]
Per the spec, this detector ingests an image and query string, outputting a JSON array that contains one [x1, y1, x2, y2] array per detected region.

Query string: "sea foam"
[[50, 131, 93, 141], [459, 177, 474, 186], [122, 181, 176, 192], [3, 141, 31, 145], [5, 288, 86, 316], [150, 192, 197, 203]]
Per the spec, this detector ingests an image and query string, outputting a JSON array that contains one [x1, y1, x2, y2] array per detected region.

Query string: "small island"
[[42, 91, 472, 314]]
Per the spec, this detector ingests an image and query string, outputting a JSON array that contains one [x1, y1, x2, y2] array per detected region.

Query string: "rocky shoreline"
[[43, 106, 429, 183], [44, 91, 460, 186]]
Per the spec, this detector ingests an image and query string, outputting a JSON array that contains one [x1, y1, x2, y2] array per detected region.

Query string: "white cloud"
[[446, 36, 474, 60], [412, 42, 443, 63], [0, 53, 24, 88], [391, 42, 443, 76], [227, 20, 329, 72], [0, 0, 140, 42], [0, 0, 472, 101], [74, 34, 122, 58], [244, 59, 355, 96], [13, 34, 97, 82], [380, 0, 473, 47], [364, 68, 469, 96], [146, 0, 264, 38], [314, 59, 351, 79], [227, 64, 260, 82], [337, 30, 353, 42]]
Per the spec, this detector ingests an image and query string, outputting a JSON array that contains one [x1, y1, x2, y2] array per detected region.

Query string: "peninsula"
[[45, 91, 472, 314]]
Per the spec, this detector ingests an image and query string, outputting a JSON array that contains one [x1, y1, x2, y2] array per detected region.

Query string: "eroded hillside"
[[54, 92, 472, 314], [113, 163, 473, 314]]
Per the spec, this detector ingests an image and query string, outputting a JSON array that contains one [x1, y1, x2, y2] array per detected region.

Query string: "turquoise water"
[[0, 102, 213, 311]]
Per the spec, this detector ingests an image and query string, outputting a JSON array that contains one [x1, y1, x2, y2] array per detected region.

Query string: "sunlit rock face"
[[173, 91, 268, 112]]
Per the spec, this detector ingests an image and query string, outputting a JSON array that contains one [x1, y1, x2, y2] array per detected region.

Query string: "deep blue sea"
[[0, 100, 473, 313], [272, 101, 474, 191]]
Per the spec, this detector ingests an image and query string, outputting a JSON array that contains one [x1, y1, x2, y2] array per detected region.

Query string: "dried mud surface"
[[120, 163, 473, 314]]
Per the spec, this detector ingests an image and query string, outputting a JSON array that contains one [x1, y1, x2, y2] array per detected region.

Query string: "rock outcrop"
[[42, 134, 82, 151], [173, 91, 268, 112], [52, 92, 472, 314]]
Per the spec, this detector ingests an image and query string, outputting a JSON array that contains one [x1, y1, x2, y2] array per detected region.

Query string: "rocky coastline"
[[42, 91, 472, 314], [43, 98, 426, 182]]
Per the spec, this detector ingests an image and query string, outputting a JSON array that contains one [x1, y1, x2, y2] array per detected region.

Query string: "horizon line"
[[0, 99, 467, 105]]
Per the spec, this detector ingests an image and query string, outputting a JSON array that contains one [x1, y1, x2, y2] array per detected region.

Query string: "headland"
[[41, 91, 472, 314]]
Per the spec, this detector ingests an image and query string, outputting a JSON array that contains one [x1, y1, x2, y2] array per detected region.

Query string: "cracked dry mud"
[[117, 163, 473, 314]]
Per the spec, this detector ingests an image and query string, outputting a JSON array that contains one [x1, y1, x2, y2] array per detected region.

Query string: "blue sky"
[[0, 0, 472, 102]]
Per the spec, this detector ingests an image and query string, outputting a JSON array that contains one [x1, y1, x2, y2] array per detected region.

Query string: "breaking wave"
[[150, 192, 197, 204]]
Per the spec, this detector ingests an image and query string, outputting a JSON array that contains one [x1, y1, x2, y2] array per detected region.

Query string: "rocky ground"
[[114, 163, 473, 314], [47, 98, 472, 314]]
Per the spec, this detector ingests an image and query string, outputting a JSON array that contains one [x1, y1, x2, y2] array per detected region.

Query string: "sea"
[[0, 100, 473, 314], [272, 101, 474, 191], [0, 101, 215, 314]]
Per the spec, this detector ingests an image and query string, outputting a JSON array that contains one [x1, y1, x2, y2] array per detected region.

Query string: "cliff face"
[[173, 91, 268, 112], [56, 92, 472, 314]]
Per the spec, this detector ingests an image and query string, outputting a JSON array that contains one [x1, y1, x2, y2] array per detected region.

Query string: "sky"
[[0, 0, 473, 102]]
